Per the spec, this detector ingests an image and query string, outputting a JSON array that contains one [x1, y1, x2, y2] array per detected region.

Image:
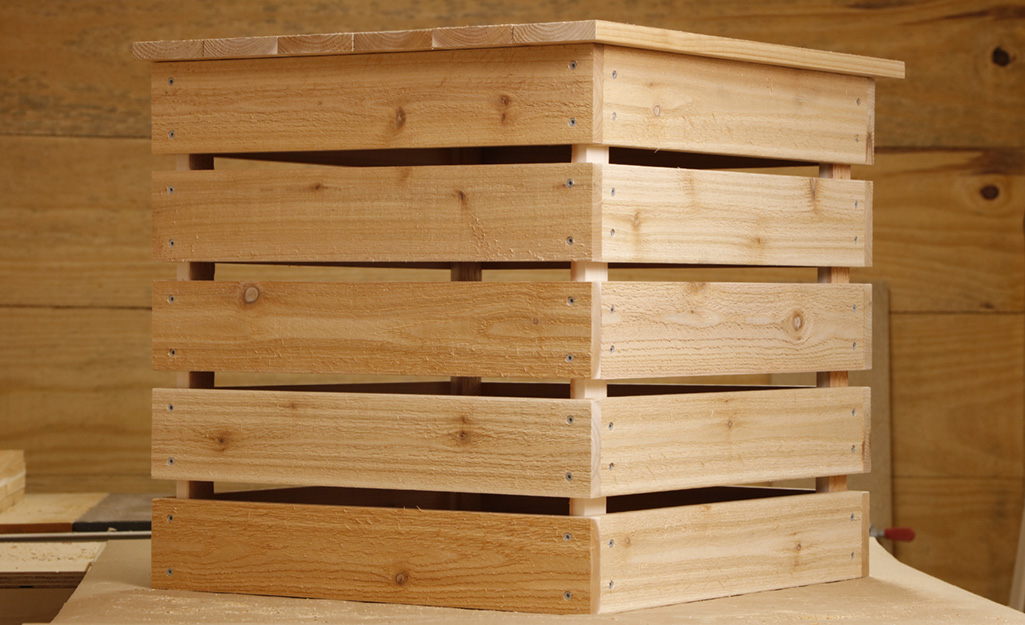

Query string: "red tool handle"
[[882, 527, 916, 542]]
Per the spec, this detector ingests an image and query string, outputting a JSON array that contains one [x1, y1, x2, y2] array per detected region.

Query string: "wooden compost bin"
[[135, 20, 904, 615]]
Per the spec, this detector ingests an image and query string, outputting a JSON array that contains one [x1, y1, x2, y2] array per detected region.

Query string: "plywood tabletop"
[[47, 539, 1024, 624], [133, 20, 904, 79]]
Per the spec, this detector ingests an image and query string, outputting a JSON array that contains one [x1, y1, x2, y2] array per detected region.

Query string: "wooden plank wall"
[[0, 0, 1021, 604]]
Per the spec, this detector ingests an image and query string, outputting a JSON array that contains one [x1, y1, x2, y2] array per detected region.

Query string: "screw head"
[[168, 130, 175, 139], [609, 345, 615, 353], [566, 415, 574, 424], [855, 135, 860, 142], [168, 77, 175, 86], [167, 186, 175, 194], [611, 112, 617, 121], [167, 457, 175, 466], [566, 178, 574, 188], [851, 444, 857, 452], [569, 60, 578, 70], [608, 422, 614, 430], [566, 236, 574, 245], [609, 580, 615, 589], [565, 472, 573, 481], [608, 539, 615, 547], [564, 591, 573, 600], [565, 354, 574, 362], [568, 117, 576, 127], [167, 404, 174, 411], [166, 568, 174, 576], [168, 295, 175, 303], [168, 348, 176, 357], [566, 296, 575, 305], [611, 70, 617, 78], [608, 462, 615, 470], [609, 229, 616, 237], [850, 513, 855, 521], [167, 514, 174, 522], [168, 239, 175, 247], [563, 532, 572, 541], [610, 188, 616, 196]]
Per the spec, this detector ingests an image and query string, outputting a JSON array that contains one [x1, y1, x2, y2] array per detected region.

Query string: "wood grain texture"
[[599, 491, 867, 612], [600, 282, 871, 378], [0, 542, 105, 589], [2, 1, 1010, 146], [0, 493, 107, 534], [152, 281, 593, 378], [894, 477, 1023, 604], [0, 307, 174, 487], [132, 20, 903, 79], [152, 498, 595, 614], [602, 165, 871, 266], [152, 388, 594, 497], [150, 45, 594, 154], [602, 46, 874, 164], [891, 313, 1024, 479], [853, 149, 1025, 313], [152, 164, 595, 262], [600, 387, 869, 496]]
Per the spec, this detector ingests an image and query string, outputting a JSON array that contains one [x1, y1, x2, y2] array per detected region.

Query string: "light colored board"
[[152, 281, 593, 378], [0, 493, 107, 534], [602, 165, 871, 266], [600, 387, 869, 496], [152, 164, 595, 263], [599, 491, 866, 612], [152, 498, 595, 614], [150, 45, 594, 154], [892, 313, 1024, 479], [0, 451, 26, 513], [0, 542, 104, 589], [895, 477, 1023, 604], [602, 46, 875, 165], [152, 388, 594, 497], [154, 163, 870, 266], [600, 282, 871, 378], [132, 20, 903, 79]]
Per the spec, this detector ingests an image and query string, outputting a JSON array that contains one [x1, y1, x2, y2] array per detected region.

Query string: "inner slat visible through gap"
[[175, 154, 215, 501], [815, 162, 852, 494]]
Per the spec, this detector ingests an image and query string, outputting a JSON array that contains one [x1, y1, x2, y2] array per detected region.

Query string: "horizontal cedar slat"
[[152, 387, 869, 497], [151, 45, 594, 154], [602, 165, 871, 266], [152, 281, 594, 378], [600, 387, 870, 496], [153, 164, 870, 267], [152, 498, 595, 614], [599, 491, 867, 612], [602, 46, 874, 165], [153, 164, 595, 263], [153, 388, 596, 497], [600, 282, 871, 378]]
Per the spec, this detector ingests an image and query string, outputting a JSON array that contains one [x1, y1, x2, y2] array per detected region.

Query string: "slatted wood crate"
[[135, 20, 903, 615]]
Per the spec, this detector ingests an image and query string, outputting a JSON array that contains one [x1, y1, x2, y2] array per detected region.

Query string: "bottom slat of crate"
[[152, 490, 866, 614], [599, 490, 868, 612]]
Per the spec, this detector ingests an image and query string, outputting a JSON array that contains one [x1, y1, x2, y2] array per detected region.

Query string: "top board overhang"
[[133, 19, 905, 80]]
